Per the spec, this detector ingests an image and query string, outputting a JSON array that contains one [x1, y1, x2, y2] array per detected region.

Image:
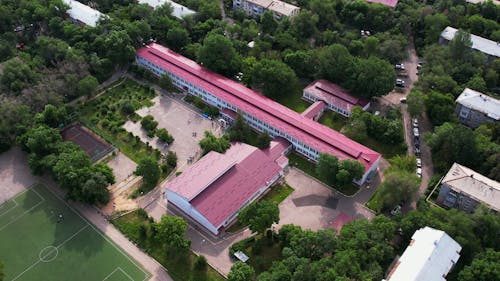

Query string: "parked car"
[[415, 139, 420, 149], [413, 127, 420, 137], [396, 79, 405, 87], [416, 167, 422, 178], [390, 205, 402, 216], [416, 158, 422, 168], [397, 71, 409, 77], [412, 118, 418, 128], [400, 98, 407, 104], [415, 147, 421, 156], [395, 63, 405, 70]]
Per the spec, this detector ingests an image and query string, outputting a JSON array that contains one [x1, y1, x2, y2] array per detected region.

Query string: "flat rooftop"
[[137, 43, 381, 172], [441, 26, 500, 58], [456, 88, 500, 120], [267, 1, 300, 16], [62, 0, 104, 27], [137, 0, 196, 19]]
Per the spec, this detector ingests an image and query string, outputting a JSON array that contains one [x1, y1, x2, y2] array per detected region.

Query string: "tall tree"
[[458, 249, 500, 281], [199, 131, 230, 154], [238, 200, 279, 235], [316, 153, 339, 185], [407, 90, 425, 117], [349, 56, 396, 98], [198, 33, 241, 77], [228, 262, 255, 281], [76, 75, 99, 98], [449, 29, 473, 61], [250, 59, 298, 98], [135, 158, 161, 191], [154, 215, 190, 252], [166, 27, 190, 52]]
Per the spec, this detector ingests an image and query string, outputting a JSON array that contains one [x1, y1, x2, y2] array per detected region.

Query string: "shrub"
[[137, 208, 149, 219], [166, 151, 177, 167], [194, 255, 208, 271], [120, 100, 135, 115], [156, 128, 174, 144], [141, 115, 158, 136]]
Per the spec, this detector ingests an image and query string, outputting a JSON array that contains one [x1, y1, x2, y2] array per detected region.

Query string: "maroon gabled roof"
[[365, 0, 398, 8], [301, 101, 326, 119], [164, 142, 284, 229], [304, 80, 370, 112], [137, 43, 380, 171]]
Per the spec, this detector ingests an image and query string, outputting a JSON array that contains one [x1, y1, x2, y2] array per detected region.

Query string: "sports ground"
[[0, 184, 150, 281]]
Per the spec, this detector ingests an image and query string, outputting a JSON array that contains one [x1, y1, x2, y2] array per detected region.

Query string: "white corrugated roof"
[[440, 26, 500, 58], [386, 227, 461, 281], [466, 0, 500, 4], [456, 88, 500, 120], [441, 163, 500, 211], [62, 0, 104, 27], [137, 0, 196, 19]]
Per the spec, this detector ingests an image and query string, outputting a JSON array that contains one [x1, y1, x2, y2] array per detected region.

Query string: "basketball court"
[[61, 124, 114, 162]]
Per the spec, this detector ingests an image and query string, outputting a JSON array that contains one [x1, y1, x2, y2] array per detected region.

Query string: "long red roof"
[[304, 80, 370, 112], [137, 43, 380, 171]]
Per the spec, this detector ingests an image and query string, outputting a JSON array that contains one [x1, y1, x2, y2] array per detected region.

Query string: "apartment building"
[[232, 0, 300, 19]]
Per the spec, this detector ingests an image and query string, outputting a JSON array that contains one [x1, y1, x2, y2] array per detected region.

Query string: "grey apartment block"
[[455, 88, 500, 128]]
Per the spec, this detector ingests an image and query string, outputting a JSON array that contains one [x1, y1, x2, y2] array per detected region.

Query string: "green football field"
[[0, 184, 150, 281]]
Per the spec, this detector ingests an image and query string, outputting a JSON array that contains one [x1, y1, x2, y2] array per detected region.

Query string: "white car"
[[390, 205, 402, 216], [412, 118, 418, 128], [416, 158, 422, 168], [395, 63, 405, 70], [413, 128, 420, 137], [417, 168, 422, 177]]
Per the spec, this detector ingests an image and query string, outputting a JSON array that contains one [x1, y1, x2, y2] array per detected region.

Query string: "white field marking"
[[0, 198, 18, 218], [40, 183, 152, 281], [0, 189, 45, 232], [10, 225, 89, 281], [102, 267, 136, 281]]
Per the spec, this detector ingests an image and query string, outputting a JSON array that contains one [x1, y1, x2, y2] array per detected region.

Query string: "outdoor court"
[[61, 123, 114, 162], [0, 184, 150, 281]]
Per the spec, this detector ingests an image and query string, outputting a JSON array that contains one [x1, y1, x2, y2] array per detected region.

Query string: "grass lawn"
[[359, 137, 407, 159], [318, 111, 347, 131], [288, 153, 359, 196], [365, 190, 383, 213], [112, 210, 225, 281], [0, 184, 149, 281], [79, 78, 159, 163], [269, 84, 310, 113]]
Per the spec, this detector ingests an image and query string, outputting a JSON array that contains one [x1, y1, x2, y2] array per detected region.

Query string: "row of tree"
[[316, 153, 365, 186]]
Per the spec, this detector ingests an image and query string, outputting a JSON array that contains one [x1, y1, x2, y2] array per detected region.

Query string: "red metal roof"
[[164, 142, 284, 229], [137, 43, 380, 171], [365, 0, 398, 8], [304, 80, 370, 112], [301, 100, 326, 119]]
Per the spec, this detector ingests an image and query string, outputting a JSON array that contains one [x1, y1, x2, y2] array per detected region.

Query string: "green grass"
[[262, 183, 294, 204], [288, 153, 359, 196], [365, 190, 383, 213], [269, 84, 310, 113], [79, 78, 158, 163], [318, 111, 347, 131], [0, 184, 149, 281], [112, 210, 225, 281], [358, 137, 407, 159]]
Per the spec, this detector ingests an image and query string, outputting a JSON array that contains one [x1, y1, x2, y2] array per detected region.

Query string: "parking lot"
[[123, 94, 223, 172]]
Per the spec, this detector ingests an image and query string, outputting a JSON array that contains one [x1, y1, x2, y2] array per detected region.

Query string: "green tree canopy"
[[135, 158, 161, 191], [458, 249, 500, 281], [228, 262, 255, 281], [154, 215, 190, 252], [376, 170, 420, 210], [238, 200, 279, 234], [76, 75, 99, 98], [199, 131, 230, 154], [407, 90, 425, 117], [249, 59, 298, 98], [198, 33, 241, 77]]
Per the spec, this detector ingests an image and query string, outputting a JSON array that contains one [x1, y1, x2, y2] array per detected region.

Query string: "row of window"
[[303, 92, 352, 117]]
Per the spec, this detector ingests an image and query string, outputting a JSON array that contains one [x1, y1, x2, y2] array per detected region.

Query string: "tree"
[[261, 11, 277, 34], [449, 29, 473, 61], [0, 100, 32, 153], [425, 91, 455, 126], [154, 215, 190, 252], [135, 158, 161, 191], [34, 104, 67, 128], [120, 100, 135, 115], [228, 115, 251, 142], [407, 90, 425, 117], [376, 170, 420, 210], [141, 115, 158, 137], [0, 260, 3, 281], [250, 59, 298, 98], [318, 44, 356, 84], [256, 133, 272, 149], [238, 200, 279, 235], [93, 30, 135, 65], [156, 128, 174, 144], [35, 36, 70, 66], [199, 131, 230, 154], [349, 56, 396, 98], [0, 57, 37, 93], [316, 153, 339, 186], [458, 249, 500, 281], [344, 118, 368, 142], [158, 74, 175, 91], [337, 159, 365, 184], [76, 75, 99, 98], [198, 34, 241, 77], [228, 262, 255, 281], [166, 151, 177, 167], [166, 27, 189, 52]]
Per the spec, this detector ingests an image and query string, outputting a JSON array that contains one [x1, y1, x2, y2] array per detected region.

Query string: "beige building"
[[233, 0, 300, 19], [437, 163, 500, 213]]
